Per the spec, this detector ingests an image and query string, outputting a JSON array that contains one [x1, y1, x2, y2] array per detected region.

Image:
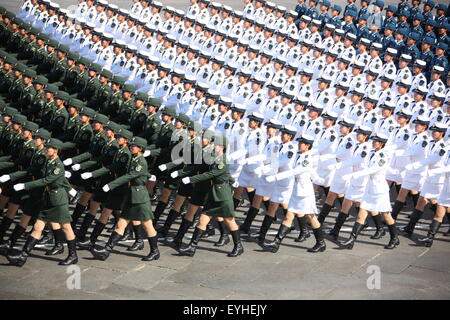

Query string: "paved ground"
[[1, 0, 449, 301]]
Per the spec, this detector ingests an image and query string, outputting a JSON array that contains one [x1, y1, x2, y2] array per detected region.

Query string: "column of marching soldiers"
[[0, 0, 449, 268]]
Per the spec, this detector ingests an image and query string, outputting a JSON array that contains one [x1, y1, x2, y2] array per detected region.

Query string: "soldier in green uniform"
[[0, 55, 16, 96], [78, 63, 102, 104], [92, 69, 113, 112], [79, 128, 133, 248], [0, 129, 52, 254], [137, 97, 161, 145], [61, 52, 80, 92], [68, 57, 89, 96], [102, 76, 124, 117], [16, 27, 38, 62], [176, 136, 244, 258], [127, 92, 149, 135], [36, 39, 58, 75], [0, 108, 19, 155], [22, 75, 47, 121], [112, 84, 135, 124], [151, 112, 189, 225], [5, 18, 21, 53], [44, 90, 69, 137], [58, 98, 82, 142], [90, 137, 160, 262], [26, 33, 49, 69], [156, 121, 203, 239], [7, 62, 26, 104], [47, 44, 68, 84], [37, 83, 57, 127], [146, 106, 175, 203], [12, 68, 36, 112], [7, 138, 79, 267], [74, 121, 120, 249]]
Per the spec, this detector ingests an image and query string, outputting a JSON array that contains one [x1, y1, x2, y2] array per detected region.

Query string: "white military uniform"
[[418, 139, 448, 200], [312, 126, 339, 186], [399, 131, 430, 191], [385, 125, 413, 183], [238, 128, 265, 188], [255, 135, 281, 197], [269, 141, 296, 203], [344, 141, 372, 202], [329, 134, 357, 194]]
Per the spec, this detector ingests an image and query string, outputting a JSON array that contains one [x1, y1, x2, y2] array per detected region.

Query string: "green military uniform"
[[69, 61, 89, 95], [36, 41, 57, 75], [60, 107, 94, 158], [128, 104, 148, 135], [23, 139, 71, 223], [14, 74, 36, 112], [112, 95, 134, 124], [79, 64, 102, 103], [44, 91, 69, 137], [108, 138, 152, 221]]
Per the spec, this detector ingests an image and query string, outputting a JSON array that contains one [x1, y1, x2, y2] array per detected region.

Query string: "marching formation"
[[0, 0, 449, 268]]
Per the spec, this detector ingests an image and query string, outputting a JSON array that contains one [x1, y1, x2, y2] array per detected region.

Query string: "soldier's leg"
[[71, 191, 92, 229], [214, 216, 230, 246], [257, 201, 278, 244], [382, 212, 400, 249], [318, 191, 338, 224], [91, 218, 129, 261], [59, 222, 78, 265], [418, 205, 446, 246], [128, 220, 145, 251], [327, 198, 353, 241], [142, 219, 159, 261], [399, 196, 427, 237], [46, 223, 65, 256], [295, 213, 311, 242], [262, 211, 294, 253], [0, 194, 10, 211], [157, 194, 185, 237], [391, 188, 409, 220], [339, 208, 368, 249], [178, 213, 210, 257], [77, 200, 101, 244], [306, 214, 326, 253], [240, 194, 264, 234], [7, 219, 45, 266], [233, 187, 244, 209], [223, 217, 243, 257], [368, 211, 386, 239], [168, 204, 200, 249], [153, 188, 172, 224]]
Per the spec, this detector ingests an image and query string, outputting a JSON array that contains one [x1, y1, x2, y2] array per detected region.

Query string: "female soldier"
[[416, 147, 450, 247], [317, 117, 357, 225], [254, 125, 297, 245], [90, 137, 160, 262], [165, 129, 215, 250], [239, 119, 282, 235], [79, 128, 132, 249], [327, 125, 372, 241], [176, 136, 244, 258], [7, 138, 79, 266], [390, 116, 431, 220], [399, 123, 448, 237], [263, 134, 326, 253], [340, 133, 400, 250]]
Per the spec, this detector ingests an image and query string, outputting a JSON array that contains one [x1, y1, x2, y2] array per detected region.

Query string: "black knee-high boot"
[[318, 203, 333, 224], [258, 215, 275, 244], [178, 227, 205, 257], [157, 209, 180, 237], [384, 223, 400, 249], [0, 217, 13, 250], [295, 216, 311, 242], [262, 224, 290, 253], [71, 203, 87, 229], [7, 235, 39, 267], [233, 197, 240, 210], [228, 230, 244, 257], [370, 214, 386, 239], [339, 222, 364, 249], [399, 209, 423, 237], [153, 201, 168, 225], [262, 200, 270, 210], [308, 226, 326, 253], [107, 211, 119, 232], [417, 220, 441, 247], [390, 200, 405, 220], [169, 218, 192, 249], [88, 220, 106, 247], [76, 213, 95, 242], [90, 231, 122, 261], [247, 190, 255, 206], [394, 184, 401, 195], [38, 224, 54, 245], [128, 224, 145, 251], [59, 239, 78, 265], [142, 236, 160, 261], [322, 186, 330, 198], [46, 229, 65, 256], [121, 222, 133, 241], [7, 225, 26, 251], [336, 197, 344, 210], [327, 212, 348, 241], [215, 220, 230, 246], [411, 193, 419, 209], [240, 206, 259, 234]]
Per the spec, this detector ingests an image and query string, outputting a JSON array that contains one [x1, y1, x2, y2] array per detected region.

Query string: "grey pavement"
[[0, 193, 449, 300], [1, 0, 449, 300]]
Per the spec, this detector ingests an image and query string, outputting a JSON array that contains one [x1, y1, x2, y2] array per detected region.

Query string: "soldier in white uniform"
[[340, 134, 400, 250], [94, 33, 114, 70], [244, 76, 266, 114], [426, 66, 446, 100], [164, 69, 185, 107], [390, 116, 431, 220], [149, 63, 172, 101], [130, 0, 143, 15], [399, 123, 448, 238], [212, 98, 233, 135], [177, 75, 197, 114], [263, 134, 326, 253], [226, 105, 248, 181]]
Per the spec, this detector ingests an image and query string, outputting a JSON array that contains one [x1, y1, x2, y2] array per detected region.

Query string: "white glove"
[[68, 188, 77, 197], [71, 164, 81, 171], [232, 181, 239, 188], [182, 177, 190, 184], [237, 158, 247, 166], [102, 184, 110, 192], [170, 171, 179, 178], [265, 175, 276, 183], [0, 175, 10, 183], [13, 183, 25, 191], [63, 158, 73, 166], [159, 164, 167, 171], [342, 173, 352, 181], [81, 172, 93, 180], [143, 150, 151, 157], [404, 164, 413, 171], [65, 171, 71, 178], [148, 175, 156, 181]]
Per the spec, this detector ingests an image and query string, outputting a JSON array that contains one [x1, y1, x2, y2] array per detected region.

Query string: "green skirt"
[[104, 188, 127, 211], [121, 200, 154, 221], [202, 194, 234, 218], [38, 204, 71, 223]]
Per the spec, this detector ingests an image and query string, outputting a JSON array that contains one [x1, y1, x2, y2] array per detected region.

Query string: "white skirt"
[[438, 179, 450, 207], [269, 180, 294, 204], [229, 163, 243, 180], [329, 166, 352, 194], [238, 164, 260, 188], [288, 195, 318, 215], [360, 191, 392, 212], [401, 172, 426, 191], [420, 181, 444, 201], [345, 183, 366, 202], [255, 176, 273, 198]]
